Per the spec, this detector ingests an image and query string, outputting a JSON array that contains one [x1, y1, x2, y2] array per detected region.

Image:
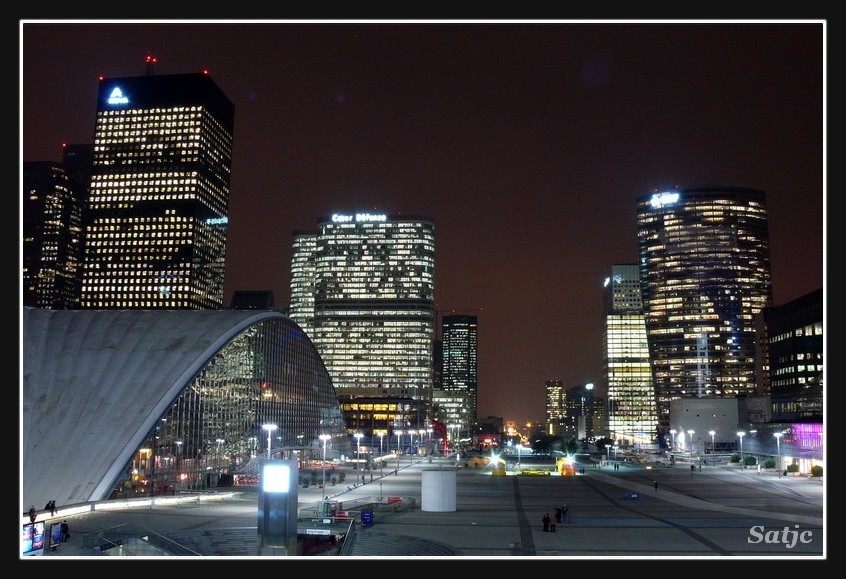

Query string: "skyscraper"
[[602, 264, 658, 447], [289, 212, 436, 432], [80, 72, 234, 309], [763, 288, 823, 422], [441, 314, 479, 426], [22, 144, 91, 309], [636, 186, 773, 433], [544, 379, 565, 437]]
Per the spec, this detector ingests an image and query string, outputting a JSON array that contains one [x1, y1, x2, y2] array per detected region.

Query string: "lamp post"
[[516, 442, 522, 468], [708, 430, 716, 454], [216, 438, 224, 477], [174, 440, 182, 469], [174, 440, 182, 488], [262, 424, 277, 460], [670, 429, 677, 452], [379, 433, 384, 456], [737, 431, 746, 468], [319, 434, 331, 491], [687, 430, 695, 453], [354, 433, 363, 471], [396, 429, 402, 454], [774, 432, 783, 472]]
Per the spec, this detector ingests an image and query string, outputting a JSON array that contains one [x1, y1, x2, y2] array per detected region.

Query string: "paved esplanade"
[[35, 456, 825, 559]]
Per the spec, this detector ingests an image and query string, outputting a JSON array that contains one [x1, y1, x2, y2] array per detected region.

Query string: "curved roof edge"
[[22, 308, 288, 508]]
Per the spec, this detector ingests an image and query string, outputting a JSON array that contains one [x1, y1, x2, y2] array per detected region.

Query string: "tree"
[[529, 433, 557, 454], [594, 437, 614, 455]]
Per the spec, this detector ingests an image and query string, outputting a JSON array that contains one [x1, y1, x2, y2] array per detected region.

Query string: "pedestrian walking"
[[45, 500, 56, 516], [542, 513, 551, 532], [60, 520, 69, 542], [562, 505, 569, 523], [28, 505, 36, 523], [653, 480, 658, 491], [554, 507, 562, 523]]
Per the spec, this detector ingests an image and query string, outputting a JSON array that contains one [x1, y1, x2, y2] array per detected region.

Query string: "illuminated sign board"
[[22, 522, 45, 555], [107, 87, 129, 106], [331, 212, 387, 223], [262, 463, 291, 493], [649, 191, 680, 208], [205, 217, 228, 226]]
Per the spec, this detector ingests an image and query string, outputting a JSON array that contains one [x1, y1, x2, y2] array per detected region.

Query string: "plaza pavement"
[[26, 455, 825, 560]]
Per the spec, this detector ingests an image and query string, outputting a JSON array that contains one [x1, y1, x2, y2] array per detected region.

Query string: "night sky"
[[21, 20, 825, 427]]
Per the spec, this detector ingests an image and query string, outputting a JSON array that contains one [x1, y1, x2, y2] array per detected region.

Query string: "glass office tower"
[[636, 186, 773, 432], [289, 212, 436, 429], [602, 264, 658, 447], [441, 314, 479, 426], [81, 72, 234, 309]]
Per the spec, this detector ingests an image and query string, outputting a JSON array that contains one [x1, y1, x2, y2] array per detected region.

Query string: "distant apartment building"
[[547, 380, 605, 444]]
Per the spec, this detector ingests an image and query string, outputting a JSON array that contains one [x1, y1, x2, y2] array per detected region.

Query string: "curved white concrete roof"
[[22, 307, 289, 509]]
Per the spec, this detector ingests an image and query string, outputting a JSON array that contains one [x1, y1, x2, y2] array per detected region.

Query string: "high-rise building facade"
[[22, 144, 92, 309], [636, 186, 773, 433], [553, 382, 605, 444], [80, 72, 234, 309], [544, 379, 565, 437], [441, 314, 478, 426], [602, 264, 658, 447], [289, 212, 436, 435], [763, 287, 823, 422]]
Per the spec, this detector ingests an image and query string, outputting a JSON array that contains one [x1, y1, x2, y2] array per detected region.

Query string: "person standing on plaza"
[[554, 507, 562, 524], [653, 480, 659, 491], [562, 505, 569, 523], [28, 505, 36, 523], [542, 513, 551, 532], [61, 520, 69, 542]]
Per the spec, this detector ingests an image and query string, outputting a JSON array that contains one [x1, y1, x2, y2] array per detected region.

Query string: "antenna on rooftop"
[[145, 53, 158, 76]]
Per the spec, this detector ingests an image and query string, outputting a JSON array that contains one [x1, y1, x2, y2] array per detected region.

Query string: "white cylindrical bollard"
[[421, 468, 457, 512]]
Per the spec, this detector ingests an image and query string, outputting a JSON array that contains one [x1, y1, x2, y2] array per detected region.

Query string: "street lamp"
[[262, 424, 277, 460], [670, 429, 677, 451], [216, 438, 224, 475], [354, 433, 364, 471], [319, 434, 331, 491], [687, 430, 695, 453], [379, 433, 384, 456], [737, 431, 746, 467], [174, 440, 182, 469], [396, 429, 402, 455], [709, 430, 716, 454], [774, 432, 783, 471]]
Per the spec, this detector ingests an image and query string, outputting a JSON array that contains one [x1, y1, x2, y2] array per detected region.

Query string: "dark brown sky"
[[21, 20, 825, 427]]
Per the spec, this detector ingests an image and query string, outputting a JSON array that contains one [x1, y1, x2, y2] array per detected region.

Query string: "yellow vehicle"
[[518, 468, 550, 476]]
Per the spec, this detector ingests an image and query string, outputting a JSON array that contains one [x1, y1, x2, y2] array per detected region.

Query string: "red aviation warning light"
[[145, 53, 158, 76]]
